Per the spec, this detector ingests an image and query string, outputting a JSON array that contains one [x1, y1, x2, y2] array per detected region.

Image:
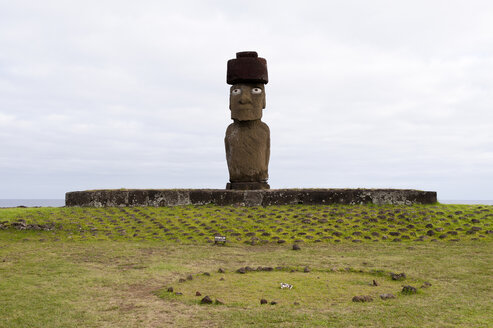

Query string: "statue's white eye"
[[231, 88, 241, 95], [251, 88, 262, 94]]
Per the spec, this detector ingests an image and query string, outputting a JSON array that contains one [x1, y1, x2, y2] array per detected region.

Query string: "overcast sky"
[[1, 0, 492, 200]]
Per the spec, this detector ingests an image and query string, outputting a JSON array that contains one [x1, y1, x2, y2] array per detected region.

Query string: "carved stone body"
[[225, 120, 270, 188], [225, 51, 270, 190]]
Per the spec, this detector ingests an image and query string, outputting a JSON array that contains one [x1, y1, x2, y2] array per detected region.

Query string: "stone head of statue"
[[229, 83, 265, 121], [227, 51, 268, 121]]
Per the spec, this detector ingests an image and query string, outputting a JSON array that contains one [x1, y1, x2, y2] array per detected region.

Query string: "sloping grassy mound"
[[1, 204, 491, 243]]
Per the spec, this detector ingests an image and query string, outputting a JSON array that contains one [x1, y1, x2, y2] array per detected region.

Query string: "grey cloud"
[[0, 1, 492, 199]]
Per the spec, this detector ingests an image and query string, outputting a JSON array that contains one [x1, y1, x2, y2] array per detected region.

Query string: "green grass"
[[0, 203, 491, 243], [157, 268, 426, 308], [0, 204, 492, 327]]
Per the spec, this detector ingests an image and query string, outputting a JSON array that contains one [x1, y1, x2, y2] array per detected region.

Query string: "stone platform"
[[65, 188, 437, 207]]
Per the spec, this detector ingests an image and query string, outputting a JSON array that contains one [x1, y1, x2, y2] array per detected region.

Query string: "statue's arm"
[[262, 122, 270, 168], [225, 123, 234, 160]]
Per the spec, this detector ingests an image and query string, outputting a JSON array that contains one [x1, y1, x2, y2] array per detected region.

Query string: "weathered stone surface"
[[229, 84, 266, 121], [225, 119, 270, 186], [402, 285, 418, 294], [421, 281, 432, 288], [380, 293, 395, 300], [225, 51, 270, 190], [200, 296, 213, 304], [3, 220, 56, 231], [66, 189, 437, 207], [352, 295, 373, 302], [258, 266, 273, 271], [391, 272, 406, 281], [226, 181, 270, 190], [227, 51, 268, 85]]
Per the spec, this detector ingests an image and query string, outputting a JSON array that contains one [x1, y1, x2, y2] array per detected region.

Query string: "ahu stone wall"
[[65, 189, 437, 207]]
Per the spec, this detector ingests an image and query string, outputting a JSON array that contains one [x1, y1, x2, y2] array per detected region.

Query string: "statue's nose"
[[239, 90, 251, 104]]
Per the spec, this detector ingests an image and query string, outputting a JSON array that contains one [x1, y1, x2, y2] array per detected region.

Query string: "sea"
[[0, 199, 492, 207], [0, 199, 65, 207], [439, 200, 493, 205]]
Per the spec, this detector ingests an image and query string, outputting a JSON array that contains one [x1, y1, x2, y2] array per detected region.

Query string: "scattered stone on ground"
[[215, 299, 224, 305], [380, 293, 395, 300], [352, 295, 373, 302], [280, 282, 293, 289], [219, 277, 225, 281], [218, 268, 225, 273], [236, 267, 246, 274], [270, 301, 277, 305], [371, 279, 379, 286], [178, 278, 186, 283], [200, 296, 213, 304], [167, 287, 173, 292], [186, 274, 193, 280], [259, 266, 273, 271], [260, 298, 268, 305], [391, 272, 406, 281], [293, 302, 300, 306], [175, 292, 183, 296], [402, 285, 418, 294], [2, 220, 56, 231], [195, 291, 201, 296], [292, 244, 301, 251], [303, 266, 310, 273], [203, 272, 210, 276], [421, 281, 432, 288]]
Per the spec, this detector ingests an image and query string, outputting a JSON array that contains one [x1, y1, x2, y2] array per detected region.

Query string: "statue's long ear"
[[229, 89, 232, 110], [263, 93, 266, 109]]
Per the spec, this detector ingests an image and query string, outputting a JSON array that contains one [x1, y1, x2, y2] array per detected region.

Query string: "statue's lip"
[[235, 102, 257, 106], [233, 105, 256, 110]]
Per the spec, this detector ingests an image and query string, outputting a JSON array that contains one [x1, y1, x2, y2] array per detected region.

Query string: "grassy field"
[[0, 204, 492, 327]]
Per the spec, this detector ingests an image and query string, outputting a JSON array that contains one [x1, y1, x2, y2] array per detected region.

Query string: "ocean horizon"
[[1, 199, 493, 207], [0, 199, 66, 207]]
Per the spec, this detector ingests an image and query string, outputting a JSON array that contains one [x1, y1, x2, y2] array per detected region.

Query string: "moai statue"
[[225, 51, 270, 190]]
